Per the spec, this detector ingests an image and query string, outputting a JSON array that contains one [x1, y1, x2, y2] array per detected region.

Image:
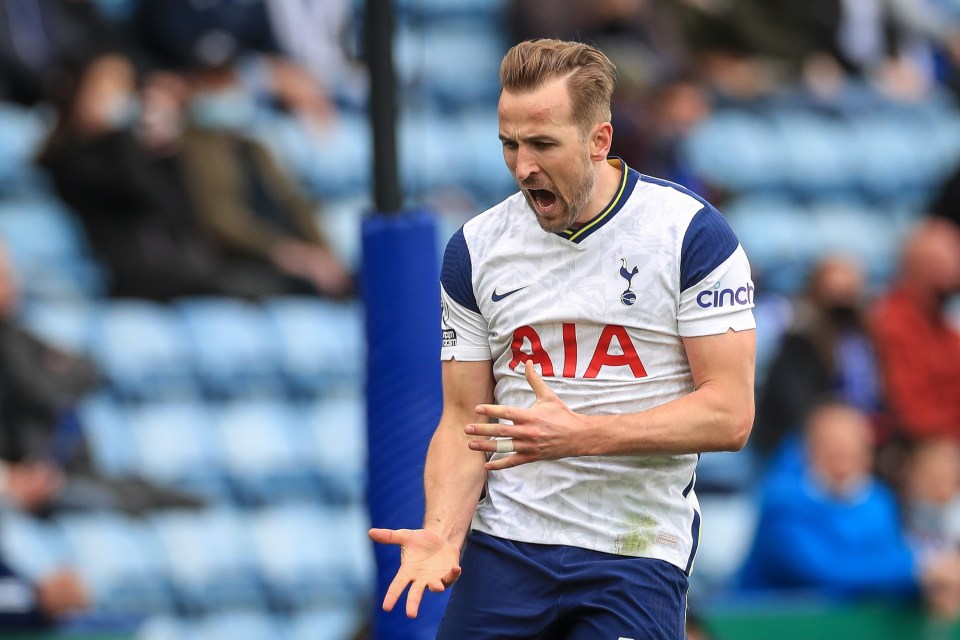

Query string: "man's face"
[[498, 77, 596, 233]]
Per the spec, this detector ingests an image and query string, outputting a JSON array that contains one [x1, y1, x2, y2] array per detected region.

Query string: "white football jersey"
[[439, 159, 755, 573]]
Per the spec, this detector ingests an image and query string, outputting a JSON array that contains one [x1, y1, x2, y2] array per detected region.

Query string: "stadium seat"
[[174, 298, 285, 399], [0, 197, 105, 300], [285, 606, 366, 640], [148, 508, 264, 613], [722, 197, 819, 295], [394, 0, 508, 22], [262, 297, 365, 397], [77, 395, 141, 478], [188, 608, 283, 640], [126, 401, 233, 503], [214, 399, 322, 505], [682, 112, 785, 193], [0, 101, 49, 194], [770, 112, 857, 198], [848, 115, 927, 202], [136, 615, 196, 640], [89, 300, 197, 400], [394, 19, 505, 111], [398, 109, 461, 195], [315, 196, 368, 273], [0, 509, 70, 580], [20, 299, 97, 354], [55, 512, 176, 615], [300, 395, 367, 504], [248, 503, 370, 609], [807, 201, 904, 285], [456, 108, 517, 203], [692, 494, 759, 598], [255, 110, 371, 199]]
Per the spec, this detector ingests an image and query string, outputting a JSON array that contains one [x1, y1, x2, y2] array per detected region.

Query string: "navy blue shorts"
[[436, 531, 688, 640]]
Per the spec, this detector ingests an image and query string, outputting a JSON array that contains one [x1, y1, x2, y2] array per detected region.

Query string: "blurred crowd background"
[[1, 0, 960, 638]]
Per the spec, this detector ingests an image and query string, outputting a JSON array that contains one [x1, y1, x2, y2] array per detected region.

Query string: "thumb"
[[369, 528, 410, 546], [524, 359, 555, 400]]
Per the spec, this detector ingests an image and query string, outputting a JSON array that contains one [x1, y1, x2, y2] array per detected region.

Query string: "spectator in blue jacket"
[[739, 403, 960, 619]]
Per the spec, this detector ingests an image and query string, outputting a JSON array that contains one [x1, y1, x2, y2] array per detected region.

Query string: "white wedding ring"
[[495, 438, 514, 454]]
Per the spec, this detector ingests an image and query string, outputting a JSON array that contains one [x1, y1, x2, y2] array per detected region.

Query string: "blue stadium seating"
[[189, 608, 284, 640], [136, 615, 195, 640], [300, 395, 367, 504], [722, 196, 821, 294], [690, 493, 759, 599], [0, 197, 105, 300], [683, 112, 786, 193], [247, 503, 372, 610], [255, 110, 372, 199], [55, 512, 176, 615], [148, 508, 264, 613], [214, 399, 322, 505], [0, 102, 49, 194], [125, 401, 233, 503], [174, 298, 286, 399], [77, 395, 141, 478], [262, 297, 365, 397], [285, 606, 366, 640], [20, 299, 97, 354], [89, 301, 197, 400], [0, 508, 70, 580], [769, 112, 857, 198]]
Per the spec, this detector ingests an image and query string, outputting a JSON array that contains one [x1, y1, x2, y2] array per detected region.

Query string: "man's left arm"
[[466, 327, 756, 469]]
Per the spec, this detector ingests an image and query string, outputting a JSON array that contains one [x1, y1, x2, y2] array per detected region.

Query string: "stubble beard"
[[524, 152, 596, 234]]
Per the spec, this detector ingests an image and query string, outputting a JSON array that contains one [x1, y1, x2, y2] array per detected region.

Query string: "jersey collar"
[[556, 157, 639, 244]]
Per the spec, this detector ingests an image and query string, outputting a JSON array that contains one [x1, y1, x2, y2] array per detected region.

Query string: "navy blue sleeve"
[[440, 227, 479, 314], [679, 205, 740, 292]]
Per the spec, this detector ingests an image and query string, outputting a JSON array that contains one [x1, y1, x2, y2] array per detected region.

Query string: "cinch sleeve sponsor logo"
[[696, 282, 754, 309]]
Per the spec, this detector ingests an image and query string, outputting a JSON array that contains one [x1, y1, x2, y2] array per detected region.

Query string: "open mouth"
[[528, 188, 557, 212]]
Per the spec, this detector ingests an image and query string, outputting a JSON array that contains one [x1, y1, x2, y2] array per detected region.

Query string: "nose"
[[514, 146, 539, 182]]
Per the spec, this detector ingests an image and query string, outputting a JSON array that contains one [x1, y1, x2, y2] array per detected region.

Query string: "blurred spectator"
[[753, 256, 881, 458], [900, 437, 960, 553], [870, 219, 960, 441], [0, 557, 88, 631], [177, 60, 353, 298], [0, 241, 204, 516], [928, 157, 960, 229], [36, 52, 251, 301], [625, 74, 713, 191], [0, 0, 126, 106], [135, 0, 335, 127], [739, 403, 960, 619], [0, 459, 89, 632]]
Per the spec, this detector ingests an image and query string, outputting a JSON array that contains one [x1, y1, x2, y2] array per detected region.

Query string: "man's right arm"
[[368, 357, 494, 618], [423, 358, 495, 548]]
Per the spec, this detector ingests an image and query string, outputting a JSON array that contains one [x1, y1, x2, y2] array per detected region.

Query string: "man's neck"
[[574, 158, 624, 227]]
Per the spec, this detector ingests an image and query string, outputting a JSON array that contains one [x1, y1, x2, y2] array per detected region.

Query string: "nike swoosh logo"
[[491, 285, 531, 302]]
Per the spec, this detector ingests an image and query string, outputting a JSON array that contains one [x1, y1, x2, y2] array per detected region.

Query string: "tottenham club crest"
[[619, 258, 639, 306]]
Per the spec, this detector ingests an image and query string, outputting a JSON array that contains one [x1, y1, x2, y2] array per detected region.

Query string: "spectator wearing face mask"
[[753, 255, 882, 460], [870, 218, 960, 441], [36, 52, 239, 301], [175, 55, 353, 299]]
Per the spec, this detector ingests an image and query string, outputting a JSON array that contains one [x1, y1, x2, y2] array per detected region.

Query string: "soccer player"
[[369, 38, 756, 639]]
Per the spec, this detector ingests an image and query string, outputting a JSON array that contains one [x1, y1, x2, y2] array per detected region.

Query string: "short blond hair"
[[499, 39, 616, 133]]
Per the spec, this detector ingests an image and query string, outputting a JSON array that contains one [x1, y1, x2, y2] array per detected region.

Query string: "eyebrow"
[[498, 133, 560, 144]]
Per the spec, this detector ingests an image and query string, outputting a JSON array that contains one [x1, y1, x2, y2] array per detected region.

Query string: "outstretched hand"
[[367, 528, 463, 618], [465, 360, 591, 470]]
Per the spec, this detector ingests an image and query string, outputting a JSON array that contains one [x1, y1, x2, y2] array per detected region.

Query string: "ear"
[[589, 122, 613, 161]]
